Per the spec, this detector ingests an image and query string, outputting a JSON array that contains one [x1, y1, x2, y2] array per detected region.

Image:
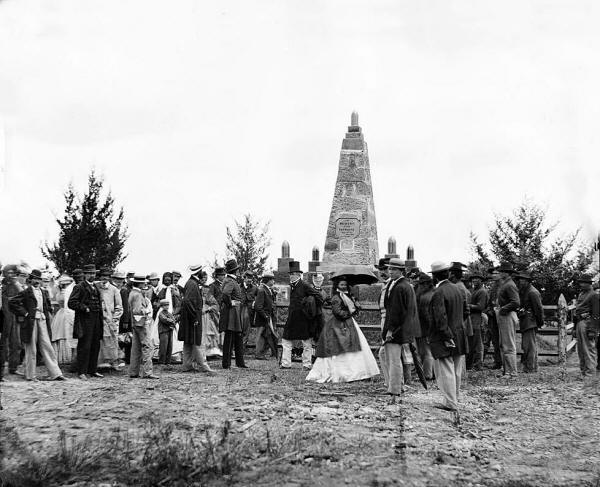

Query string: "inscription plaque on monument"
[[321, 112, 379, 267]]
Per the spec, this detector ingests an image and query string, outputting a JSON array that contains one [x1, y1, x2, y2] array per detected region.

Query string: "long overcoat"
[[253, 284, 276, 328], [9, 285, 53, 343], [178, 276, 203, 344], [283, 279, 323, 340], [382, 277, 420, 344], [219, 276, 243, 333], [428, 280, 468, 359], [67, 280, 104, 340]]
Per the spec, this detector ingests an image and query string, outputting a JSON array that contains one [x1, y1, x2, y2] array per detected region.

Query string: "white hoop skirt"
[[306, 319, 380, 383]]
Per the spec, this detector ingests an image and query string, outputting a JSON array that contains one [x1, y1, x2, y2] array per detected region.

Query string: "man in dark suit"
[[281, 261, 323, 370], [219, 259, 247, 369], [429, 261, 468, 411], [254, 272, 278, 360], [1, 264, 24, 379], [240, 270, 258, 350], [68, 264, 104, 380], [381, 258, 419, 395], [9, 269, 65, 381], [514, 270, 543, 373], [467, 273, 488, 371]]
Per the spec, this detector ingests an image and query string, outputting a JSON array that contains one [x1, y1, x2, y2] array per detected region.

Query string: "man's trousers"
[[381, 343, 404, 394], [129, 323, 154, 377], [76, 314, 103, 376], [255, 325, 278, 358], [281, 338, 311, 368], [182, 343, 212, 372], [576, 319, 598, 378], [158, 330, 173, 364], [0, 314, 22, 376], [433, 354, 465, 410], [24, 317, 62, 380], [497, 310, 518, 376], [466, 327, 483, 371], [222, 331, 245, 368], [521, 328, 538, 373]]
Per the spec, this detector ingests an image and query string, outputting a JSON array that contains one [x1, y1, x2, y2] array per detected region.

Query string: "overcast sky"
[[0, 0, 598, 276]]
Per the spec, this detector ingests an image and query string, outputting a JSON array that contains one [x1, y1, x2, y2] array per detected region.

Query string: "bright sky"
[[1, 0, 599, 275]]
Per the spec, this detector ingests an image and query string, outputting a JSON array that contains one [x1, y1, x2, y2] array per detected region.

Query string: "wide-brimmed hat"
[[72, 268, 84, 277], [387, 258, 406, 270], [288, 261, 302, 274], [577, 274, 594, 283], [376, 257, 390, 270], [57, 274, 74, 285], [497, 261, 515, 273], [213, 267, 226, 276], [147, 272, 160, 281], [431, 261, 451, 273], [29, 269, 43, 280], [515, 270, 533, 280], [99, 267, 112, 277], [449, 262, 467, 272], [83, 264, 97, 274], [189, 264, 203, 274], [132, 275, 147, 284], [112, 270, 127, 279], [224, 259, 239, 274]]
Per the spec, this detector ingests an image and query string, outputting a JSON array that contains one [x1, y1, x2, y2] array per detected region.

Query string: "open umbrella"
[[409, 342, 428, 390], [329, 265, 379, 286]]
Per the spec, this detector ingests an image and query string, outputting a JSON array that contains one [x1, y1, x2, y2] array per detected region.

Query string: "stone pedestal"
[[322, 112, 379, 267]]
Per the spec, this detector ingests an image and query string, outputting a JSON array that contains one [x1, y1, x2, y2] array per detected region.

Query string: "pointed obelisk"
[[322, 112, 379, 266]]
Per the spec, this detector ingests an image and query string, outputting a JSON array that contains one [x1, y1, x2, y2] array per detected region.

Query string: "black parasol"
[[329, 265, 379, 286], [409, 342, 428, 390]]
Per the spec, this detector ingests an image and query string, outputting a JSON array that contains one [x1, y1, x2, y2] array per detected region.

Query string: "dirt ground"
[[1, 354, 599, 487]]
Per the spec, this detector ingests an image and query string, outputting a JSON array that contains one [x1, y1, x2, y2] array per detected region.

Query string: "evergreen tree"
[[41, 170, 128, 274], [469, 199, 596, 302], [225, 214, 271, 276]]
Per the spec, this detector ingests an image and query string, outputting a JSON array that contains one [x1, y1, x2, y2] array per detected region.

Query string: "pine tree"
[[469, 199, 596, 302], [41, 170, 128, 274], [225, 214, 271, 276]]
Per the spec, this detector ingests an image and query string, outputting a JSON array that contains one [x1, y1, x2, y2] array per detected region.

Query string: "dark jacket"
[[428, 280, 468, 359], [454, 281, 473, 337], [497, 277, 520, 315], [219, 275, 243, 333], [416, 286, 435, 338], [382, 277, 419, 344], [209, 280, 224, 307], [315, 292, 361, 358], [68, 280, 104, 340], [2, 281, 22, 335], [254, 284, 276, 329], [518, 283, 543, 332], [470, 286, 489, 329], [9, 285, 53, 344], [158, 309, 177, 334], [283, 279, 323, 340], [119, 286, 131, 333], [178, 276, 203, 344]]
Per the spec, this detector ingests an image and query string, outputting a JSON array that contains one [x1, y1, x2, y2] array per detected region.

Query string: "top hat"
[[376, 257, 390, 270], [497, 261, 515, 273], [225, 259, 240, 274], [387, 258, 406, 270], [431, 261, 451, 273], [82, 264, 97, 274], [288, 261, 303, 273], [577, 274, 594, 283], [99, 267, 112, 277], [132, 274, 147, 284], [29, 269, 43, 280], [112, 270, 127, 279]]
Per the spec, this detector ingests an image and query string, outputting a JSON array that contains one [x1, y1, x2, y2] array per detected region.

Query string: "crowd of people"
[[0, 256, 598, 412]]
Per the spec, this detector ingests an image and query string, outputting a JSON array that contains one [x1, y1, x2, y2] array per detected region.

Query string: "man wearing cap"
[[467, 273, 488, 371], [240, 270, 258, 351], [179, 265, 215, 374], [429, 261, 468, 411], [514, 270, 543, 373], [495, 262, 520, 378], [128, 275, 159, 379], [112, 271, 131, 365], [68, 264, 104, 379], [254, 272, 278, 360], [157, 298, 177, 365], [96, 268, 123, 369], [220, 259, 247, 369], [9, 269, 65, 381], [281, 261, 323, 370], [575, 274, 600, 382], [146, 272, 161, 318], [415, 272, 435, 380], [381, 258, 419, 394], [0, 264, 24, 378]]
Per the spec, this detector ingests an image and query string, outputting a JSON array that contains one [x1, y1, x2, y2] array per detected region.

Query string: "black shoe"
[[237, 364, 248, 368]]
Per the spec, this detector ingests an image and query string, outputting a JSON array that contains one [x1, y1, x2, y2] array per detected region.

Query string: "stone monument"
[[322, 112, 379, 268]]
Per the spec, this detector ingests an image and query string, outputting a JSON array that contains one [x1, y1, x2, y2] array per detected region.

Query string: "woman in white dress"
[[307, 277, 380, 383], [50, 275, 76, 364]]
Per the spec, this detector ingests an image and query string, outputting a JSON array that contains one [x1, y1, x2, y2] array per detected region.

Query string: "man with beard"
[[514, 270, 543, 373], [68, 264, 104, 380], [209, 267, 226, 307], [429, 261, 468, 411]]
